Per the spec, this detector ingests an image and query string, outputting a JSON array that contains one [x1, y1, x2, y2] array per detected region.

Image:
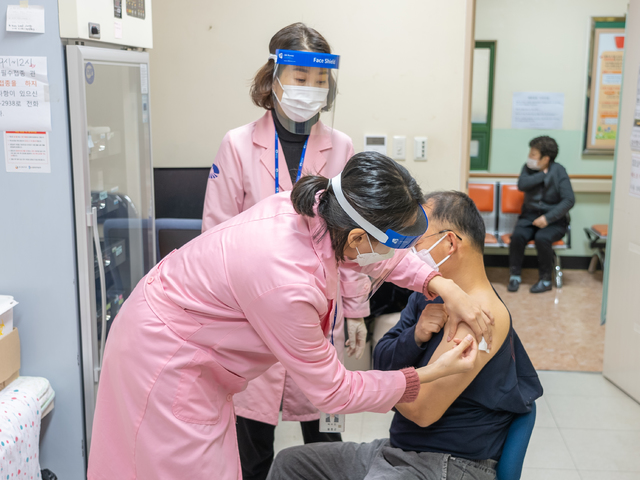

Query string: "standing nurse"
[[201, 23, 368, 479]]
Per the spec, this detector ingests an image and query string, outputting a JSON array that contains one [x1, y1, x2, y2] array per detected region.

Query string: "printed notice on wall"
[[6, 5, 45, 33], [4, 131, 50, 173], [512, 92, 564, 130], [0, 56, 51, 131]]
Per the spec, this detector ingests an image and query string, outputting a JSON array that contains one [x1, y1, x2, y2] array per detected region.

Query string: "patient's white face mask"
[[355, 234, 394, 266], [413, 234, 450, 272]]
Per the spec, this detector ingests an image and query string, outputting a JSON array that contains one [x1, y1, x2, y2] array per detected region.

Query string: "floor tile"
[[534, 396, 557, 428], [520, 468, 580, 480], [579, 471, 640, 480], [546, 394, 640, 430], [522, 427, 576, 470], [487, 268, 605, 372], [538, 371, 628, 397], [562, 429, 640, 472]]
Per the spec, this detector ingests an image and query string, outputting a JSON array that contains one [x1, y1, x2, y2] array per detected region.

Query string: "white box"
[[0, 296, 18, 337]]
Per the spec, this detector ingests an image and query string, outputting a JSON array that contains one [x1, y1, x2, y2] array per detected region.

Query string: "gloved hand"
[[345, 317, 367, 360]]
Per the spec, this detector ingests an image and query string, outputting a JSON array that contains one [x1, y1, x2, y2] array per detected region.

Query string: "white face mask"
[[276, 77, 328, 123], [526, 157, 542, 170], [355, 234, 395, 266], [413, 234, 450, 272]]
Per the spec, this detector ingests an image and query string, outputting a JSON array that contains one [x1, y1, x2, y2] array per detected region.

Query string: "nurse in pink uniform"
[[201, 23, 372, 479], [87, 152, 491, 480]]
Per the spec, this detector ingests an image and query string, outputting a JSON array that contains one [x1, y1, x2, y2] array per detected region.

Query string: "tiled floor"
[[273, 371, 640, 479], [486, 268, 606, 372]]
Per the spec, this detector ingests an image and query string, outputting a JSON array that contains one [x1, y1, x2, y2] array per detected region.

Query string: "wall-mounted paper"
[[0, 56, 51, 131], [6, 5, 45, 33], [3, 131, 50, 173], [512, 92, 564, 130]]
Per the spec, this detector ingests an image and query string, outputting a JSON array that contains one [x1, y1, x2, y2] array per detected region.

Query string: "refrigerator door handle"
[[91, 206, 108, 374]]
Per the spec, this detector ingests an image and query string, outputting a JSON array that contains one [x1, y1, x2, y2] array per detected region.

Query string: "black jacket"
[[517, 161, 575, 224]]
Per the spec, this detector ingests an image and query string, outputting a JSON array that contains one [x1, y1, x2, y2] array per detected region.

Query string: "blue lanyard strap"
[[274, 130, 308, 194], [330, 300, 338, 346]]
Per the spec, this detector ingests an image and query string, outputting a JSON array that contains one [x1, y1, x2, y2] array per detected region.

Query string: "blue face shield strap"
[[329, 172, 428, 249]]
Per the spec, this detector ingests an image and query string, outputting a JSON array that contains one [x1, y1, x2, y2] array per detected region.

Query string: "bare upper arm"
[[395, 300, 510, 427]]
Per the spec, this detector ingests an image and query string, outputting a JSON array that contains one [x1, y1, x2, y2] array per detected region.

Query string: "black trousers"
[[509, 216, 567, 279], [236, 415, 342, 480]]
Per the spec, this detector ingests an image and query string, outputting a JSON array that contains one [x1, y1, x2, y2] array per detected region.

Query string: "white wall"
[[603, 0, 640, 402], [149, 0, 474, 191]]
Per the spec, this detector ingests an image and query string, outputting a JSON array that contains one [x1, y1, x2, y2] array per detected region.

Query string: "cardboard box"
[[0, 327, 20, 390], [0, 295, 18, 336]]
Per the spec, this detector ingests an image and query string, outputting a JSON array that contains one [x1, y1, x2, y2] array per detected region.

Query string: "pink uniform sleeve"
[[202, 132, 245, 232], [339, 266, 371, 318], [349, 249, 441, 299], [243, 284, 408, 415]]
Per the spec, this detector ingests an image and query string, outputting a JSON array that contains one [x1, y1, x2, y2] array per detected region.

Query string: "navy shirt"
[[373, 292, 543, 461]]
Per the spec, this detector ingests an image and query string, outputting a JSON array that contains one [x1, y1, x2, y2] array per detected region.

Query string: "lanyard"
[[330, 281, 340, 346], [274, 131, 308, 194]]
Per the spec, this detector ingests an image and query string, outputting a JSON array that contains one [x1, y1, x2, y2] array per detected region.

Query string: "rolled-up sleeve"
[[243, 284, 407, 414]]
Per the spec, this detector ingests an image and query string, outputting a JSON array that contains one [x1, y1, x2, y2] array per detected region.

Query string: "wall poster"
[[585, 25, 625, 153]]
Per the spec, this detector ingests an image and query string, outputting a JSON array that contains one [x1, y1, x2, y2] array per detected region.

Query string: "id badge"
[[319, 412, 345, 433]]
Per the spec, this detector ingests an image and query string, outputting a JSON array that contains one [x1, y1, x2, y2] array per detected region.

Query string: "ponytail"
[[290, 152, 424, 262], [291, 175, 329, 217]]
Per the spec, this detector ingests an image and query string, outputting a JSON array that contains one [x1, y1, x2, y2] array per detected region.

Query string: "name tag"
[[319, 412, 345, 433]]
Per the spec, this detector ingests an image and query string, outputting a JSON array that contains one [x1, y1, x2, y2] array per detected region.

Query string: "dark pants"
[[236, 415, 342, 480], [509, 216, 567, 279]]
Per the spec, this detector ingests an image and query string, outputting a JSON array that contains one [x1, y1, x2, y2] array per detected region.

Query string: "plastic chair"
[[498, 184, 570, 288], [584, 224, 608, 273], [469, 182, 500, 247], [496, 402, 537, 480], [155, 218, 202, 261]]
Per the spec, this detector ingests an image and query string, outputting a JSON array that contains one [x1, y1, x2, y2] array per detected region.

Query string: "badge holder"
[[319, 412, 345, 433]]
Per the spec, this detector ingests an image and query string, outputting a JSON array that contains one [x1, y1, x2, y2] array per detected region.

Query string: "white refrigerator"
[[66, 45, 156, 451], [0, 2, 155, 477]]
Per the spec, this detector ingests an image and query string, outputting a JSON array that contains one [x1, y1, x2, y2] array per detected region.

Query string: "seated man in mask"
[[267, 191, 543, 480], [508, 135, 575, 293]]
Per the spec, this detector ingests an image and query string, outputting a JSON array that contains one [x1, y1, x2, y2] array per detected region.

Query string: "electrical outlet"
[[414, 137, 427, 161]]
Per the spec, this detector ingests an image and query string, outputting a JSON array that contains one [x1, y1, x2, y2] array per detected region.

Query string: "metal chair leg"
[[554, 253, 563, 288]]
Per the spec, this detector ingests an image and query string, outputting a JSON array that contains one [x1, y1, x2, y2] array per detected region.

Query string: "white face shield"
[[329, 171, 429, 300], [270, 49, 339, 135]]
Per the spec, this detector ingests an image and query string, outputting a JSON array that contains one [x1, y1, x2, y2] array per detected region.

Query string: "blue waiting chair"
[[155, 218, 202, 261], [496, 402, 537, 480]]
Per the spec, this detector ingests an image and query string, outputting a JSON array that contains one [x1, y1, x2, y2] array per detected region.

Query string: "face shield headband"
[[270, 49, 340, 69], [328, 172, 428, 249]]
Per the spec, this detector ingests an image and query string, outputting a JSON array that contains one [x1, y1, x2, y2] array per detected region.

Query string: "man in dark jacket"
[[508, 136, 575, 293]]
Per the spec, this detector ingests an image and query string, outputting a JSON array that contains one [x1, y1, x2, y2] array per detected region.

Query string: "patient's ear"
[[446, 231, 461, 256]]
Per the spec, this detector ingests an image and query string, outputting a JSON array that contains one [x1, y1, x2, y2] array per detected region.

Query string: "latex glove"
[[345, 317, 367, 360]]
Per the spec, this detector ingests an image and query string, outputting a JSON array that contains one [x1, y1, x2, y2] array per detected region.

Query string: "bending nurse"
[[88, 153, 489, 480], [201, 23, 371, 478]]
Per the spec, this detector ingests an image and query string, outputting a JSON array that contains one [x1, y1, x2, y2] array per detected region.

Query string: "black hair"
[[529, 135, 559, 162], [422, 191, 486, 254], [251, 23, 336, 111], [291, 151, 424, 261]]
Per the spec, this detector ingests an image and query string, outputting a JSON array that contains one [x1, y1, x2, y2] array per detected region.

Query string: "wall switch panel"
[[414, 137, 427, 161], [392, 136, 406, 160], [364, 135, 387, 154]]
